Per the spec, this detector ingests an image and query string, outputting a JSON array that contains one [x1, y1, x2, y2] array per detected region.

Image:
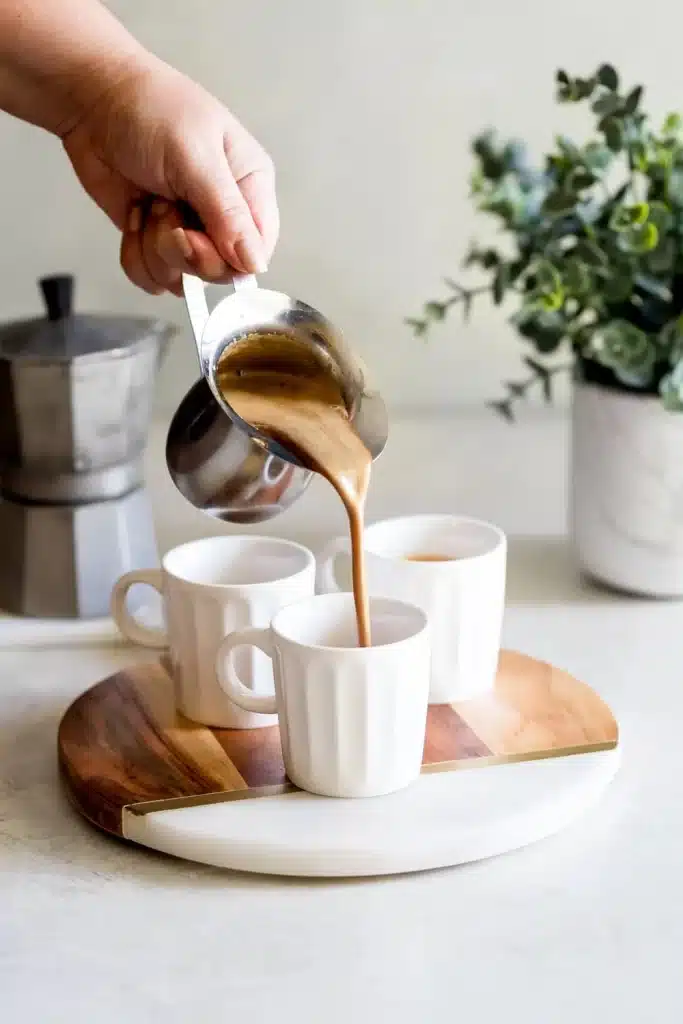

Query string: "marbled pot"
[[570, 379, 683, 597]]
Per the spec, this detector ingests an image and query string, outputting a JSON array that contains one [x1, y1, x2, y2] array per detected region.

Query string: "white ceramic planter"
[[570, 380, 683, 597]]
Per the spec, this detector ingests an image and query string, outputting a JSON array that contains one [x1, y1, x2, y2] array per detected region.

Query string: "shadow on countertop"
[[505, 535, 683, 606]]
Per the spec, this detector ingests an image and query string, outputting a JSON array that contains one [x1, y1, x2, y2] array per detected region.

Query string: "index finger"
[[237, 165, 279, 264]]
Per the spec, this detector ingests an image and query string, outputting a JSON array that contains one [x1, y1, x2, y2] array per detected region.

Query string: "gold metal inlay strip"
[[421, 738, 618, 774], [123, 739, 617, 818], [125, 783, 295, 817]]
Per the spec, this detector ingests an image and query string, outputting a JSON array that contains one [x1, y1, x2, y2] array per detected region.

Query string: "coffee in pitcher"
[[215, 332, 373, 646]]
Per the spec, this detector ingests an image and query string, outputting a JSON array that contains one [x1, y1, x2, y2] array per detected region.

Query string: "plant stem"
[[493, 361, 573, 419], [445, 284, 492, 304]]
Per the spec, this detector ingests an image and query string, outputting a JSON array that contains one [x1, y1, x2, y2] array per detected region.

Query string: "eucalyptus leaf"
[[493, 265, 510, 305], [660, 376, 683, 411], [424, 302, 447, 321], [597, 64, 619, 91], [568, 323, 595, 352], [469, 168, 485, 194], [659, 360, 683, 409], [645, 235, 677, 275], [602, 268, 634, 302], [647, 201, 673, 233], [592, 93, 620, 116], [630, 202, 650, 225], [515, 310, 567, 352], [556, 135, 583, 161], [567, 167, 596, 191], [609, 207, 631, 232], [563, 258, 592, 295], [593, 320, 656, 378], [405, 317, 428, 337], [465, 246, 500, 269], [542, 190, 578, 215], [629, 140, 649, 172], [471, 132, 506, 180], [625, 86, 643, 114], [574, 240, 608, 266], [574, 77, 596, 100], [609, 203, 648, 231], [583, 142, 612, 171], [668, 169, 683, 205], [663, 112, 682, 136], [533, 261, 562, 293], [480, 196, 515, 220], [659, 314, 683, 360], [601, 117, 624, 152], [503, 141, 532, 177], [619, 222, 659, 253], [537, 291, 564, 312], [488, 399, 514, 421], [614, 366, 655, 388]]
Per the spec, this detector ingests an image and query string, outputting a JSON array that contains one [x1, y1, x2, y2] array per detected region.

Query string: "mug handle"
[[315, 536, 349, 594], [110, 569, 168, 649], [216, 628, 278, 714]]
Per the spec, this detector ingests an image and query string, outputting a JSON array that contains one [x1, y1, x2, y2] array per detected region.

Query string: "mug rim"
[[161, 534, 315, 589], [362, 513, 506, 565], [271, 592, 428, 653]]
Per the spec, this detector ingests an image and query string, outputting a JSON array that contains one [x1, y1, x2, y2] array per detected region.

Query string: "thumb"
[[184, 155, 268, 275]]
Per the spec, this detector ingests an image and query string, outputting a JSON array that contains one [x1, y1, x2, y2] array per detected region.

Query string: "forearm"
[[0, 0, 150, 136]]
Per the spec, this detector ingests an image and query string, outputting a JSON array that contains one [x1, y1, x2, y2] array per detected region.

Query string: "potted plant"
[[408, 64, 683, 597]]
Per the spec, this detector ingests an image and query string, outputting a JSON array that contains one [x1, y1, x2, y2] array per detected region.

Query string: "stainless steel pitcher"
[[166, 274, 388, 524]]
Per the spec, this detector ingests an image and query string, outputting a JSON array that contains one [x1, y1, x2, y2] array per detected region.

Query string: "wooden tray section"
[[58, 650, 618, 839]]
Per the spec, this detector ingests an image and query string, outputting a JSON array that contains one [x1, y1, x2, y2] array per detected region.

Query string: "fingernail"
[[171, 227, 194, 262], [151, 199, 170, 218], [235, 237, 268, 275], [128, 205, 142, 233]]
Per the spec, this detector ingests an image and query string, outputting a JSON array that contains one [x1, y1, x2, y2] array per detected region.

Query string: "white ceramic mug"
[[215, 593, 430, 798], [111, 535, 315, 728], [317, 514, 506, 703]]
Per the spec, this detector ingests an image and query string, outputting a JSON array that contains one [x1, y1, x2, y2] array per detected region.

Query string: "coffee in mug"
[[317, 514, 506, 703]]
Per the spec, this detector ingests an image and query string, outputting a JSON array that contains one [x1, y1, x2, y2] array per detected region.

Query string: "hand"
[[62, 55, 279, 295]]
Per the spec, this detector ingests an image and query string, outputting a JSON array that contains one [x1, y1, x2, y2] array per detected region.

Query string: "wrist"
[[0, 0, 156, 137], [50, 45, 155, 138]]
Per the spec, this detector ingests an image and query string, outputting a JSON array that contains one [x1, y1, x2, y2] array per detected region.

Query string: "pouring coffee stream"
[[166, 269, 388, 646]]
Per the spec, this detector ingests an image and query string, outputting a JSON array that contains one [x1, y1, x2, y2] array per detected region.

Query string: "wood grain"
[[212, 727, 287, 789], [453, 650, 618, 757], [422, 704, 490, 763], [58, 662, 246, 835], [58, 650, 618, 837]]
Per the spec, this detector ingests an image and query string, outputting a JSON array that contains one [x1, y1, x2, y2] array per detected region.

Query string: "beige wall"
[[0, 0, 681, 414]]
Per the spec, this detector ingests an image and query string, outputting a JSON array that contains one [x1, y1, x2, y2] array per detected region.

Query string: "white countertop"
[[2, 408, 682, 1023]]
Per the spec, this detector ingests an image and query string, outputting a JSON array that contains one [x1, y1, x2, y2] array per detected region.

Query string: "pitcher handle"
[[182, 273, 258, 374]]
